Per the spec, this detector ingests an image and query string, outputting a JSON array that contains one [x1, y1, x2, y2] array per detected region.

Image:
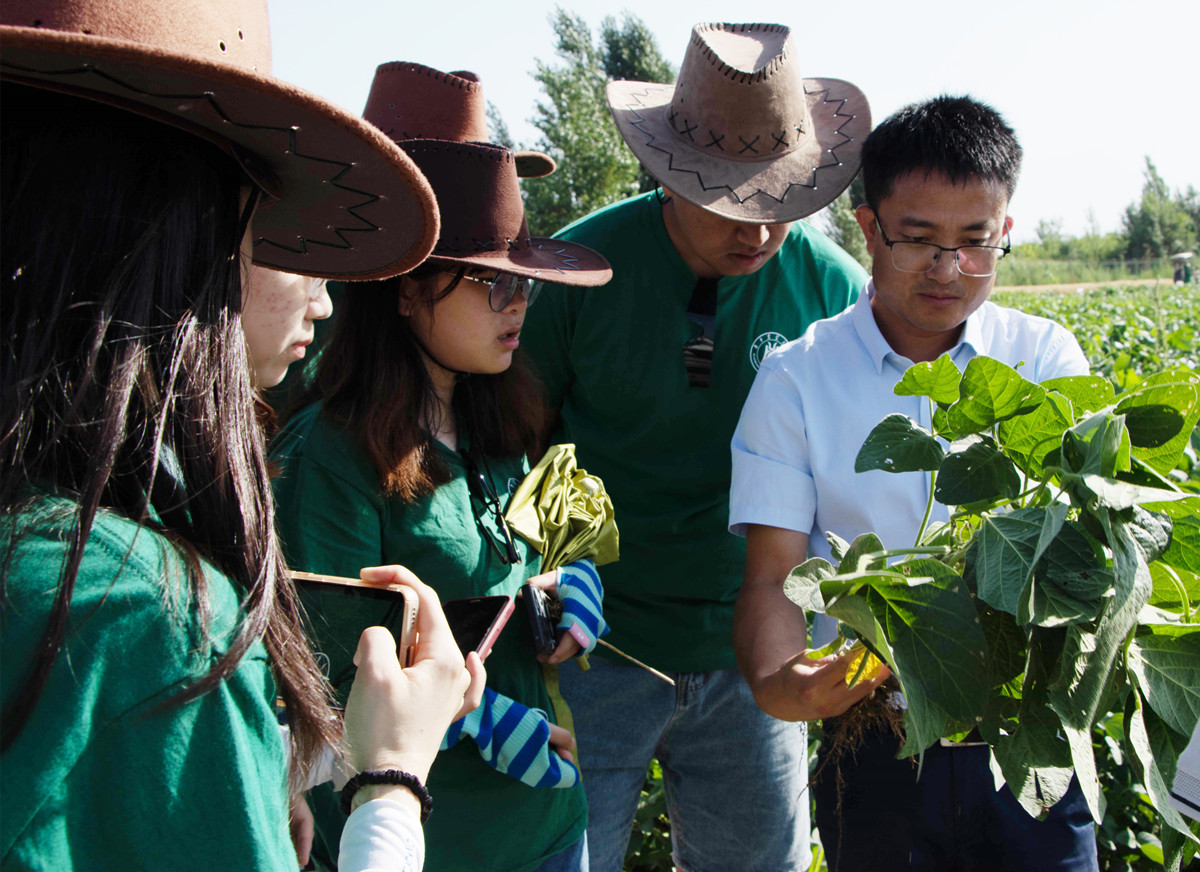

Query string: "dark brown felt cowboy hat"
[[363, 61, 555, 179], [0, 0, 439, 280], [607, 22, 871, 224], [398, 139, 611, 287]]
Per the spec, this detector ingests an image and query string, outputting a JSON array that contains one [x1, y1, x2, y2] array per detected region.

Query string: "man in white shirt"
[[729, 96, 1098, 870]]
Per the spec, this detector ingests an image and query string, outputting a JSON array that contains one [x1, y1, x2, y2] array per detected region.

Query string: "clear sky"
[[269, 0, 1199, 244]]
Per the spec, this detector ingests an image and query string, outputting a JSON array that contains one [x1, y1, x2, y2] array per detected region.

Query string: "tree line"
[[495, 9, 1199, 275]]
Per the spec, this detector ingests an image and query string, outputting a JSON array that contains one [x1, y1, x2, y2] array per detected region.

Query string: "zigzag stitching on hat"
[[531, 244, 583, 272], [1, 59, 388, 256], [691, 23, 790, 84], [622, 84, 857, 206]]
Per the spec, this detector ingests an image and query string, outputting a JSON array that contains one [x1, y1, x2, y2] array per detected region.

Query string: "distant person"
[[0, 1, 478, 869], [521, 22, 870, 871], [730, 95, 1097, 871], [270, 63, 613, 872]]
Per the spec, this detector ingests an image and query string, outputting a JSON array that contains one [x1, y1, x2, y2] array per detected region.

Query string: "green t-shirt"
[[1, 495, 292, 870], [522, 192, 866, 672], [270, 404, 587, 872]]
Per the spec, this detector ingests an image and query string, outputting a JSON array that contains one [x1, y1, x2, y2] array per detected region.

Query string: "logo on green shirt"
[[749, 332, 789, 371]]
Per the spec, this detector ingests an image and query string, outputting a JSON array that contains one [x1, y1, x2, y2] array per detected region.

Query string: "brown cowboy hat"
[[398, 139, 611, 287], [363, 61, 555, 179], [607, 22, 871, 224], [0, 0, 439, 280]]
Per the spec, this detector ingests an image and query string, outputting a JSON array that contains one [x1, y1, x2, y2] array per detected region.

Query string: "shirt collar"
[[853, 279, 988, 374]]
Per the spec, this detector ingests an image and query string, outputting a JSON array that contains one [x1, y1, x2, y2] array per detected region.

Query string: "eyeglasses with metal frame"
[[457, 271, 540, 312], [462, 448, 521, 565], [875, 219, 1011, 277]]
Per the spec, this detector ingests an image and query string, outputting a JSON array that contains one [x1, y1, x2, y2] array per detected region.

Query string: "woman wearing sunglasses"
[[270, 128, 612, 871]]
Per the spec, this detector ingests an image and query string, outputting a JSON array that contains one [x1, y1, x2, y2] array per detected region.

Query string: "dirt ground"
[[994, 278, 1168, 294]]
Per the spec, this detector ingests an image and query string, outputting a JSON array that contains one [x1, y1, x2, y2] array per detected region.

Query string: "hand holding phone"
[[441, 595, 515, 662], [290, 570, 419, 705], [344, 567, 486, 784]]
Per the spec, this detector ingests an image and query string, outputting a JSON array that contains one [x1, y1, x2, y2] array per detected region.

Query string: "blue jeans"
[[814, 718, 1098, 871], [535, 833, 588, 872], [559, 655, 812, 872]]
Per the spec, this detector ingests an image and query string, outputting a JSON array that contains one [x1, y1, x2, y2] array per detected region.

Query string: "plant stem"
[[1159, 564, 1194, 623], [914, 397, 938, 547]]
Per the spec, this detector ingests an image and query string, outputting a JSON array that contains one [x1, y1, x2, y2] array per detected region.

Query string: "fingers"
[[289, 794, 314, 867], [541, 632, 582, 665], [352, 625, 401, 672], [359, 565, 464, 670], [453, 651, 487, 721], [547, 723, 576, 764], [525, 569, 560, 596]]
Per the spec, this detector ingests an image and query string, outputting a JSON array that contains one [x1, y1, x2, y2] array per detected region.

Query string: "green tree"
[[520, 8, 674, 236], [819, 175, 869, 269], [1122, 157, 1198, 259]]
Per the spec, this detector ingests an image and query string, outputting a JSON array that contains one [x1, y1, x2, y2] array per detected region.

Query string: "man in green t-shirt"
[[521, 22, 871, 872]]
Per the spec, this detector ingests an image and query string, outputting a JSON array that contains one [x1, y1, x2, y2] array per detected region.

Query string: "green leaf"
[[827, 532, 852, 563], [968, 506, 1066, 617], [945, 357, 1046, 434], [1122, 506, 1174, 565], [998, 390, 1074, 480], [1120, 404, 1187, 449], [1162, 820, 1200, 872], [1127, 624, 1200, 737], [935, 435, 1022, 506], [1061, 410, 1132, 479], [1063, 721, 1106, 824], [1159, 511, 1200, 575], [1050, 509, 1154, 732], [1076, 473, 1188, 512], [782, 558, 835, 614], [979, 604, 1027, 689], [993, 627, 1076, 817], [1148, 562, 1199, 614], [1128, 692, 1195, 842], [1041, 374, 1115, 415], [837, 532, 887, 574], [1115, 367, 1200, 475], [855, 414, 945, 474], [864, 560, 988, 724], [893, 354, 961, 406]]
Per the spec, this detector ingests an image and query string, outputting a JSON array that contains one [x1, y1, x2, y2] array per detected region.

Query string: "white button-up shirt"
[[729, 282, 1090, 561]]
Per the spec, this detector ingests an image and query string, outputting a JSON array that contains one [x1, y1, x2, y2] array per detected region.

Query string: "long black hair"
[[289, 264, 544, 501], [0, 84, 338, 786]]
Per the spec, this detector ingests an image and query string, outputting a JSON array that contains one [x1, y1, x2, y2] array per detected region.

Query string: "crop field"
[[624, 282, 1199, 872]]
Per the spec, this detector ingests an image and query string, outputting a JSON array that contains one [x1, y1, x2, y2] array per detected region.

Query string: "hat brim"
[[0, 27, 439, 281], [514, 150, 556, 178], [426, 238, 612, 288], [607, 77, 870, 223]]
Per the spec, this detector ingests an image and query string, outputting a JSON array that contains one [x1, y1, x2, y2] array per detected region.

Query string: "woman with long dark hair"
[[1, 4, 475, 868], [270, 79, 613, 869]]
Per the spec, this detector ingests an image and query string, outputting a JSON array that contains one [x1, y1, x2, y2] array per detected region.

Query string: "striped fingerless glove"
[[441, 688, 579, 789], [557, 559, 608, 655]]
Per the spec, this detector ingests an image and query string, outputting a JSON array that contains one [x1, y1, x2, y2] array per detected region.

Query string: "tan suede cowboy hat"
[[399, 140, 611, 286], [607, 22, 870, 224], [0, 0, 438, 280], [363, 62, 555, 179]]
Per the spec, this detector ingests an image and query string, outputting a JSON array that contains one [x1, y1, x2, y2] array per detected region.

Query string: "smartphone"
[[442, 595, 514, 662], [289, 570, 418, 706], [520, 584, 558, 656]]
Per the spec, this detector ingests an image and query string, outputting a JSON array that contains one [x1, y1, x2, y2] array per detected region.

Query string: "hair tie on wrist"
[[340, 769, 433, 822]]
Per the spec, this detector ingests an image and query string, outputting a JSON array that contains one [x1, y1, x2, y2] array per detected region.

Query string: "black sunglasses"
[[462, 448, 521, 565]]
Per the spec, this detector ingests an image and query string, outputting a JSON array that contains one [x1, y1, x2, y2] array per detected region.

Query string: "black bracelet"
[[340, 769, 433, 823]]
